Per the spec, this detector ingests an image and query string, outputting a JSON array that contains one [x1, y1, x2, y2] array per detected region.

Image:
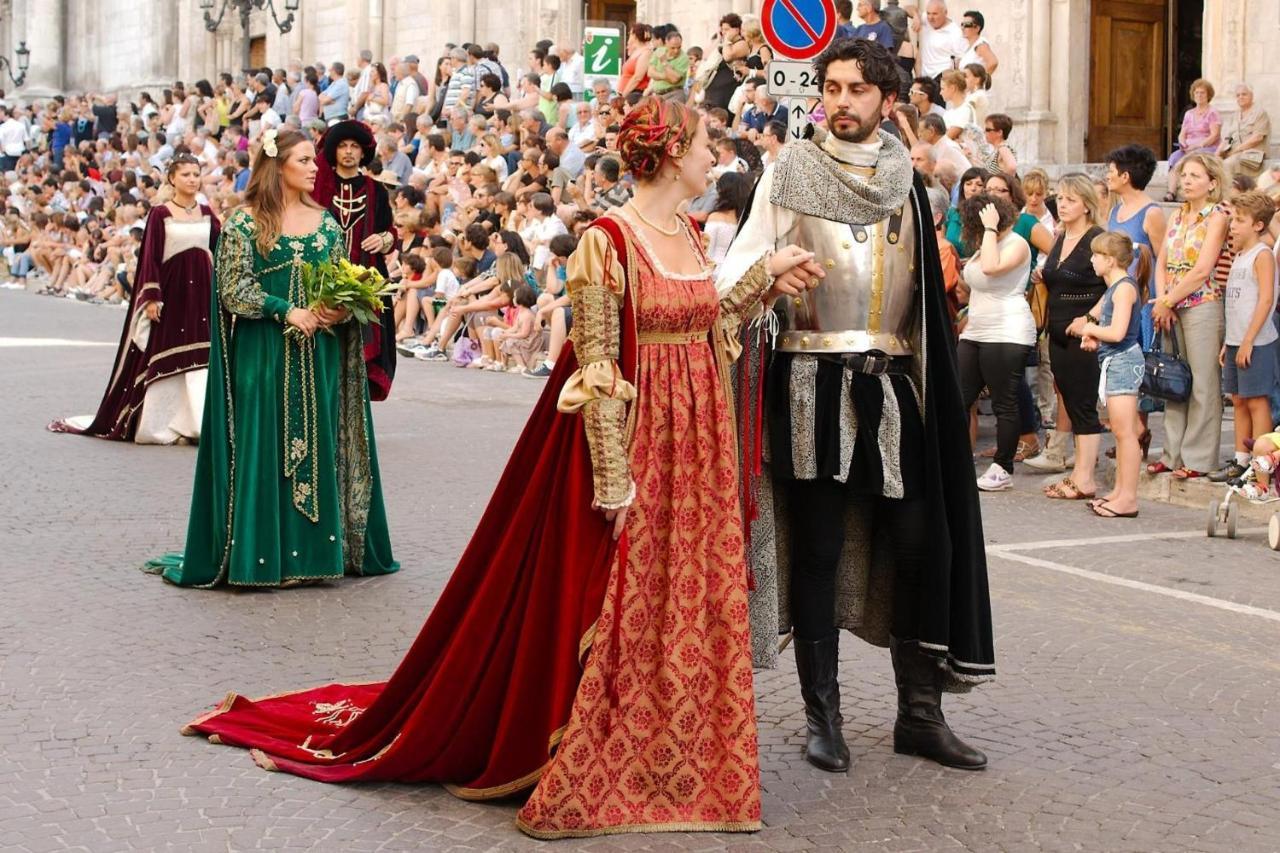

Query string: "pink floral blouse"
[[1165, 201, 1227, 309], [1180, 106, 1220, 151]]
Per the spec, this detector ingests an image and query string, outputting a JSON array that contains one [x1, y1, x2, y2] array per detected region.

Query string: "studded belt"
[[637, 330, 707, 345], [776, 329, 913, 356], [815, 351, 914, 376]]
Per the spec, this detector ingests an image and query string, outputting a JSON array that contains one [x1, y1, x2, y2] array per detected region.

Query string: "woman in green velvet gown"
[[146, 128, 398, 588]]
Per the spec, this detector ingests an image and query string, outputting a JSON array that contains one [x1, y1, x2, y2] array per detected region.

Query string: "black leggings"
[[786, 480, 926, 642], [1048, 320, 1103, 435], [958, 340, 1032, 473]]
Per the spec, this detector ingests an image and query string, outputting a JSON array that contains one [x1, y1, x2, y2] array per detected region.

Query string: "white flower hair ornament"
[[261, 129, 279, 159]]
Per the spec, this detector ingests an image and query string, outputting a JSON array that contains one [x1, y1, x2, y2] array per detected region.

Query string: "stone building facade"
[[1, 0, 1275, 168]]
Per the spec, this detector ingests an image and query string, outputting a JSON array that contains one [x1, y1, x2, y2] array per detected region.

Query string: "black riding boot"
[[890, 636, 987, 770], [793, 633, 851, 772]]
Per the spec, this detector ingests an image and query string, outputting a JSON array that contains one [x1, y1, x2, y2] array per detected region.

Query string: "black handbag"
[[1141, 329, 1193, 403]]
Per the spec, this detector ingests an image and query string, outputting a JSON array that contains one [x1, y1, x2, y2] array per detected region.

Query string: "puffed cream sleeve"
[[714, 165, 791, 354], [555, 227, 638, 510]]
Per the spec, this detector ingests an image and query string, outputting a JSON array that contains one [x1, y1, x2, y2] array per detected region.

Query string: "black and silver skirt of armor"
[[766, 351, 924, 499]]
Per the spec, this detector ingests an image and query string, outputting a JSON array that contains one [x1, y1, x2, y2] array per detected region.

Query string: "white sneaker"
[[976, 463, 1013, 492]]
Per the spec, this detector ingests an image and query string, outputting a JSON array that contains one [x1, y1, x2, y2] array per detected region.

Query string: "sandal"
[[1146, 461, 1173, 475], [1089, 500, 1139, 519], [1171, 467, 1206, 480], [1044, 477, 1096, 500]]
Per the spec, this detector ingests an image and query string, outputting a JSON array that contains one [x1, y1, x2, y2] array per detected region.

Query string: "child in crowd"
[[526, 233, 578, 378], [528, 192, 567, 280], [1067, 231, 1143, 518], [498, 284, 543, 374], [1211, 191, 1279, 483], [393, 252, 430, 341]]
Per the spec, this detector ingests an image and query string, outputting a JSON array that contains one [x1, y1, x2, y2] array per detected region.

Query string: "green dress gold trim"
[[144, 209, 398, 587]]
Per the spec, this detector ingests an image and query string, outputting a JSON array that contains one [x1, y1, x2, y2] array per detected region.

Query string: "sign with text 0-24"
[[583, 26, 622, 100], [761, 0, 837, 61], [767, 60, 821, 99]]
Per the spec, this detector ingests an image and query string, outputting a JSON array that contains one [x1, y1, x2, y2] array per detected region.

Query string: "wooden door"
[[249, 36, 267, 71], [585, 0, 636, 28], [1088, 0, 1167, 160]]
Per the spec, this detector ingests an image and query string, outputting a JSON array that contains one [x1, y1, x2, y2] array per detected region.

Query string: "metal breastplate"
[[775, 201, 918, 356]]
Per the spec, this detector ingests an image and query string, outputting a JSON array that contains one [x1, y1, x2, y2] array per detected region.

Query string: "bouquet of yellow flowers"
[[299, 258, 397, 327]]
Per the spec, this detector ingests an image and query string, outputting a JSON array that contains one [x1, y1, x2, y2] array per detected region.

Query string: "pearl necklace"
[[626, 201, 680, 237]]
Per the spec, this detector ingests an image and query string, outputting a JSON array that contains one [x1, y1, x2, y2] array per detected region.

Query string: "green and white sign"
[[583, 26, 623, 100]]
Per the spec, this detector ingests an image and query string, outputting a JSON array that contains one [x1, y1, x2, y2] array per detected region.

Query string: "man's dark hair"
[[1104, 144, 1158, 191], [746, 75, 767, 88], [963, 10, 986, 33], [764, 121, 788, 144], [464, 150, 483, 166], [596, 156, 621, 183], [397, 186, 425, 207], [463, 223, 490, 251], [541, 152, 561, 170], [813, 37, 900, 99], [523, 71, 542, 88], [467, 44, 486, 59], [531, 192, 556, 215], [836, 0, 853, 19], [986, 112, 1013, 140], [549, 233, 578, 258], [426, 133, 446, 153], [912, 75, 939, 101], [720, 13, 743, 29], [331, 61, 345, 76], [921, 113, 947, 137], [545, 54, 562, 72], [551, 82, 573, 102], [234, 151, 250, 168]]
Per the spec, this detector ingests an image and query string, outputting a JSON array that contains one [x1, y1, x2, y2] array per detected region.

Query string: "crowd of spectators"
[[4, 4, 1280, 503]]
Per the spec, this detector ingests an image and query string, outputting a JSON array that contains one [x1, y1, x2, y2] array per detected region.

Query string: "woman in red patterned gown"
[[178, 98, 823, 839]]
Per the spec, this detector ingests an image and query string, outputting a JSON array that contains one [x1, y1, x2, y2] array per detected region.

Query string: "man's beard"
[[827, 111, 880, 143], [336, 154, 361, 173]]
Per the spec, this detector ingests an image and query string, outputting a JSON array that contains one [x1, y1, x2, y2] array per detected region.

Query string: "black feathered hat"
[[321, 120, 377, 167]]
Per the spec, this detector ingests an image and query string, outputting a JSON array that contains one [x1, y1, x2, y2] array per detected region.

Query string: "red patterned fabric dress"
[[175, 209, 773, 840], [516, 211, 768, 838]]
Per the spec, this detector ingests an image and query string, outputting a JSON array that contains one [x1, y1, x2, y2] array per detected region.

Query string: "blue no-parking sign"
[[761, 0, 837, 61]]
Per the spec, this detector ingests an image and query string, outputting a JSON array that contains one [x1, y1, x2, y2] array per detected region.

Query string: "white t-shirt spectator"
[[568, 121, 598, 150], [920, 19, 967, 78], [260, 107, 282, 132], [435, 267, 461, 299], [532, 215, 569, 269], [711, 157, 748, 179], [932, 136, 972, 174], [0, 117, 26, 157], [561, 53, 586, 96], [942, 102, 977, 134], [483, 155, 509, 181]]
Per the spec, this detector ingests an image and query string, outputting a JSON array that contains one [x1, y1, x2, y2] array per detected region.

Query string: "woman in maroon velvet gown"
[[50, 154, 220, 443]]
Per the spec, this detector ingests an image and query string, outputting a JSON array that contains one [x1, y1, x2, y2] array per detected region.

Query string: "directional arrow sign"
[[761, 0, 837, 61]]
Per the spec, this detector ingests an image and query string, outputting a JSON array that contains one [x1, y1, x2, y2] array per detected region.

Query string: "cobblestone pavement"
[[3, 290, 1279, 853]]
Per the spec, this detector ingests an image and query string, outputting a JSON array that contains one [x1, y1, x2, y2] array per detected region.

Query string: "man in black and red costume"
[[312, 119, 397, 400], [719, 38, 994, 775]]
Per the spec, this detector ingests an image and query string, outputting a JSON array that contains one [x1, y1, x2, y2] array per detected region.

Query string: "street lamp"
[[200, 0, 300, 72], [0, 41, 30, 88]]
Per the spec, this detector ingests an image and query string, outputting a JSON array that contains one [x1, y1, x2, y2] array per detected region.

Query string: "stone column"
[[15, 0, 65, 99], [1014, 0, 1056, 165]]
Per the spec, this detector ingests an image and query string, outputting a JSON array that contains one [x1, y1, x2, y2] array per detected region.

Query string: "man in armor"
[[312, 120, 397, 401], [717, 38, 994, 774]]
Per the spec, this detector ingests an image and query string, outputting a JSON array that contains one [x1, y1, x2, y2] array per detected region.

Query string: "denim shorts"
[[1222, 340, 1280, 397], [1102, 344, 1145, 398]]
